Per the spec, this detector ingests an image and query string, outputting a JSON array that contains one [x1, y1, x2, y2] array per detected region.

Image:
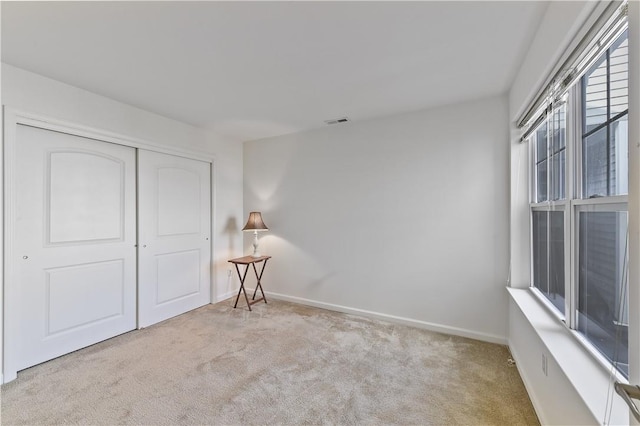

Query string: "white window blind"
[[518, 1, 628, 142]]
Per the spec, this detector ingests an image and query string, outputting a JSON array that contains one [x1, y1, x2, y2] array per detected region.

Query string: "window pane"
[[532, 211, 548, 295], [609, 30, 628, 119], [550, 106, 566, 201], [551, 150, 565, 201], [532, 211, 565, 314], [582, 114, 628, 198], [536, 122, 548, 162], [551, 106, 566, 153], [548, 211, 565, 313], [583, 55, 608, 133], [537, 159, 548, 202], [580, 30, 628, 199], [577, 211, 628, 378], [582, 126, 608, 198], [610, 114, 628, 195]]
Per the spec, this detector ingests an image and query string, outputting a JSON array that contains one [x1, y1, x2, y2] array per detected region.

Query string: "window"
[[531, 209, 565, 313], [531, 104, 567, 314], [529, 29, 629, 378]]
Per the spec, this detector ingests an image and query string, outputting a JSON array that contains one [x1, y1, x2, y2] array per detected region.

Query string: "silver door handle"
[[22, 255, 28, 260], [143, 245, 147, 248], [615, 382, 640, 422]]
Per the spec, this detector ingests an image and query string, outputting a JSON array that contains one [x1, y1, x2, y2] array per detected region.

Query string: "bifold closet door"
[[8, 125, 137, 377], [137, 150, 211, 327]]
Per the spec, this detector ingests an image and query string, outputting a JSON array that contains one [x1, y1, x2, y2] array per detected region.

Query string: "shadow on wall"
[[244, 136, 343, 294], [224, 216, 239, 254], [216, 216, 240, 298]]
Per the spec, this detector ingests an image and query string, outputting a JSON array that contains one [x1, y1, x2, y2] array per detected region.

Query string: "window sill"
[[508, 287, 628, 425], [529, 286, 630, 379]]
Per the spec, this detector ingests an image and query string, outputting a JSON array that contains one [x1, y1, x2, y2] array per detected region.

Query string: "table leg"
[[233, 263, 252, 311], [251, 258, 269, 304]]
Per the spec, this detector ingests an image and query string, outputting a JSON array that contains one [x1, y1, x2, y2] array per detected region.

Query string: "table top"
[[228, 255, 272, 264]]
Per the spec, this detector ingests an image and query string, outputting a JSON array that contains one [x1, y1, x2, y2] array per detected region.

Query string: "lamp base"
[[251, 231, 261, 258]]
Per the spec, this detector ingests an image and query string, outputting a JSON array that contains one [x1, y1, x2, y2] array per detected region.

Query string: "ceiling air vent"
[[324, 117, 350, 125]]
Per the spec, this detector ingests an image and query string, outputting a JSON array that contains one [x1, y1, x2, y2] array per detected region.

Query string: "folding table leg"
[[233, 263, 252, 311], [251, 259, 269, 303]]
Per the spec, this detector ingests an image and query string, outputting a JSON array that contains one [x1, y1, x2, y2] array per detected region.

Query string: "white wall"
[[207, 130, 245, 300], [244, 96, 510, 343], [1, 64, 244, 303]]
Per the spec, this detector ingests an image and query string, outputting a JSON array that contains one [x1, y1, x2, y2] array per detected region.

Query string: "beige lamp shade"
[[242, 212, 268, 232]]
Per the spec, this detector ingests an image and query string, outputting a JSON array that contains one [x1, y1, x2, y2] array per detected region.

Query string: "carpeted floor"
[[1, 299, 539, 425]]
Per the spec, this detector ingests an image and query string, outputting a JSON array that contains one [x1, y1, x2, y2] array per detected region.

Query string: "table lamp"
[[242, 212, 268, 258]]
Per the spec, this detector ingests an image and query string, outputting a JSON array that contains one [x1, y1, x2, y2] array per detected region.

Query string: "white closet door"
[[8, 125, 137, 377], [138, 150, 211, 327]]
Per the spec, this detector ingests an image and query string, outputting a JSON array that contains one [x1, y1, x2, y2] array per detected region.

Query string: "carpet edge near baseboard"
[[238, 288, 508, 345]]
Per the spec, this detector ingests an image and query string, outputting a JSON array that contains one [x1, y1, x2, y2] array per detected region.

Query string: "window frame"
[[527, 28, 629, 379]]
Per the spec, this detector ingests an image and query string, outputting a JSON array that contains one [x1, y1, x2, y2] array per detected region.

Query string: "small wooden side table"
[[228, 255, 271, 311]]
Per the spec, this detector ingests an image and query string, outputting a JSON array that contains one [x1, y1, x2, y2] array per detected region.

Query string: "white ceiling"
[[2, 1, 548, 142]]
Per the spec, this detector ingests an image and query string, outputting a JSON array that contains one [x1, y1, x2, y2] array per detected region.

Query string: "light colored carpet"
[[1, 299, 538, 425]]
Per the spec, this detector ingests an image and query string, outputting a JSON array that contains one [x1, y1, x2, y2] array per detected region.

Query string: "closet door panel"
[[7, 125, 137, 376], [138, 150, 211, 327]]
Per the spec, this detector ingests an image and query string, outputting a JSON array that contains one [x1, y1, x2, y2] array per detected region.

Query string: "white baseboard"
[[247, 288, 507, 345], [213, 290, 237, 303]]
